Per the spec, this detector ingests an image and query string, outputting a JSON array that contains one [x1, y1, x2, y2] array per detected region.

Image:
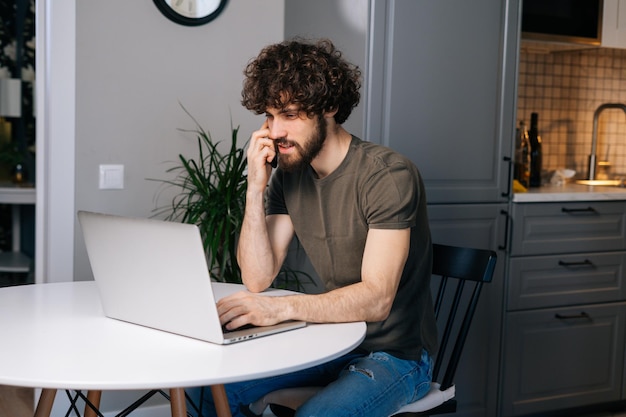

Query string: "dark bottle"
[[528, 112, 542, 187], [514, 120, 530, 188]]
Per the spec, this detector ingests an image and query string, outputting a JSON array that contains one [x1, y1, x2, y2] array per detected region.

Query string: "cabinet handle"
[[498, 209, 510, 251], [561, 207, 597, 214], [555, 312, 591, 320], [558, 259, 594, 267], [502, 156, 512, 198]]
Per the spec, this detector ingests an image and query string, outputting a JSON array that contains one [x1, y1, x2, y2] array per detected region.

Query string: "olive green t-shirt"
[[265, 136, 438, 360]]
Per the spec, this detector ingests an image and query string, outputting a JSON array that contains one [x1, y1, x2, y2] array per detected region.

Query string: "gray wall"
[[73, 0, 285, 281], [284, 0, 369, 138]]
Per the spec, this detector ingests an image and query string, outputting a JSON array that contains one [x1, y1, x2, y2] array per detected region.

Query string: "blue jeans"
[[186, 349, 433, 417]]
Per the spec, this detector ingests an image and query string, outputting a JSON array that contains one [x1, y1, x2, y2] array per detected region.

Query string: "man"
[[188, 38, 437, 417]]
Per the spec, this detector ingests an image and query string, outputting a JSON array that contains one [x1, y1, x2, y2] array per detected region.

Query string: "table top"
[[0, 281, 366, 391]]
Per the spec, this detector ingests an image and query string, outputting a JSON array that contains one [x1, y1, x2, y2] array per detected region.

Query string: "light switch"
[[99, 164, 124, 189]]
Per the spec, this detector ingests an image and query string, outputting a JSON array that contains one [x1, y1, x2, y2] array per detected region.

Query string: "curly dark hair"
[[241, 38, 361, 125]]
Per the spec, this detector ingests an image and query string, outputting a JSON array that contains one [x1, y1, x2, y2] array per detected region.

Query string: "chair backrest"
[[430, 243, 497, 391]]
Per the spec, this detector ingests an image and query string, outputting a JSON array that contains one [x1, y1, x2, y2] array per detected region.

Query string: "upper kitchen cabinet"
[[285, 0, 518, 205], [602, 0, 626, 49], [366, 0, 517, 204], [522, 0, 626, 50]]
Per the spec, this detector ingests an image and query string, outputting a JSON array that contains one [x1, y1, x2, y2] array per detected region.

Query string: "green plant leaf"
[[148, 105, 315, 290]]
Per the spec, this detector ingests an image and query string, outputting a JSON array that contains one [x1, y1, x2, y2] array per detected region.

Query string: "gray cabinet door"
[[508, 252, 626, 311], [428, 203, 506, 417], [510, 202, 626, 256], [501, 303, 626, 416], [367, 0, 519, 204]]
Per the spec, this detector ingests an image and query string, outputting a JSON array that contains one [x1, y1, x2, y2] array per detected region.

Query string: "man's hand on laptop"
[[217, 291, 286, 331]]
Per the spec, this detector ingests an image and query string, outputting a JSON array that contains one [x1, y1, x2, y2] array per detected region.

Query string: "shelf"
[[0, 184, 36, 204], [0, 251, 31, 273]]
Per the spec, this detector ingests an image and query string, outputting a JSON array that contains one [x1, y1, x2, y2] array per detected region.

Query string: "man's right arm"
[[237, 187, 294, 292], [237, 121, 295, 292]]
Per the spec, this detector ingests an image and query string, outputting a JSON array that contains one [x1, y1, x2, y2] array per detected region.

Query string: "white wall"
[[72, 0, 285, 281]]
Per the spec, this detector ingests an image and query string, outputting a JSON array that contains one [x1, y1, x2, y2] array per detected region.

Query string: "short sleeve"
[[363, 161, 420, 230]]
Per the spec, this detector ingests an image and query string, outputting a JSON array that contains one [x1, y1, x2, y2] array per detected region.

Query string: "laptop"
[[77, 210, 306, 344]]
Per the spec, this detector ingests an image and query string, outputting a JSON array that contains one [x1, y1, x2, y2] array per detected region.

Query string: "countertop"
[[513, 183, 626, 202]]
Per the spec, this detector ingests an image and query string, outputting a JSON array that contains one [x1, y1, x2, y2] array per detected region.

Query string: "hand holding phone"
[[269, 141, 278, 168]]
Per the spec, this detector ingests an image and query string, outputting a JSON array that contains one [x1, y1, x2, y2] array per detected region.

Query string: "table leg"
[[210, 384, 232, 417], [34, 388, 57, 417], [170, 388, 188, 417], [84, 390, 102, 417]]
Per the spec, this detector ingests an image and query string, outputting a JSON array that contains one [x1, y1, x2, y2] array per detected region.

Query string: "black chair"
[[250, 243, 497, 417]]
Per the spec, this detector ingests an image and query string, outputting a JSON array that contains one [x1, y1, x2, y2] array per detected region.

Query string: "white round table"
[[0, 281, 366, 417]]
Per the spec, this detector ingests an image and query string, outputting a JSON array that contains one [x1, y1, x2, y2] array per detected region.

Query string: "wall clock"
[[153, 0, 228, 26]]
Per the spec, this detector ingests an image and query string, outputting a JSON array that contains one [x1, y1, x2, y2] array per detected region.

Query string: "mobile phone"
[[269, 141, 278, 168]]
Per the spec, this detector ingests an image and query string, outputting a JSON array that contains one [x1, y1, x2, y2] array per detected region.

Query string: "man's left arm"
[[218, 228, 410, 329]]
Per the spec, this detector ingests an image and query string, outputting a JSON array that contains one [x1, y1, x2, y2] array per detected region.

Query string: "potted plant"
[[151, 106, 246, 283], [153, 107, 314, 290]]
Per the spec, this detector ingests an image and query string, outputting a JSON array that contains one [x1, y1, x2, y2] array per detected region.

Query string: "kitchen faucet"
[[588, 103, 626, 180]]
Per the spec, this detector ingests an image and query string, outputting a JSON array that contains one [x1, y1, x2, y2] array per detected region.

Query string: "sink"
[[575, 179, 624, 187]]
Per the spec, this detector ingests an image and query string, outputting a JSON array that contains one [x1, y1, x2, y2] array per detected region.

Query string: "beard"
[[278, 116, 327, 173]]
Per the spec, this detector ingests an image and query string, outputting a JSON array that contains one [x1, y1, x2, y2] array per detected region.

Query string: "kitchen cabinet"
[[508, 252, 626, 311], [501, 200, 626, 416], [285, 1, 519, 416], [366, 2, 518, 413], [286, 0, 517, 205], [366, 0, 516, 204], [428, 204, 506, 417], [522, 0, 626, 50], [509, 201, 626, 256], [502, 303, 626, 416], [602, 0, 626, 49]]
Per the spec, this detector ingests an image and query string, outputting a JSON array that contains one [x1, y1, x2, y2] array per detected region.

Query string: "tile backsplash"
[[517, 45, 626, 179]]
